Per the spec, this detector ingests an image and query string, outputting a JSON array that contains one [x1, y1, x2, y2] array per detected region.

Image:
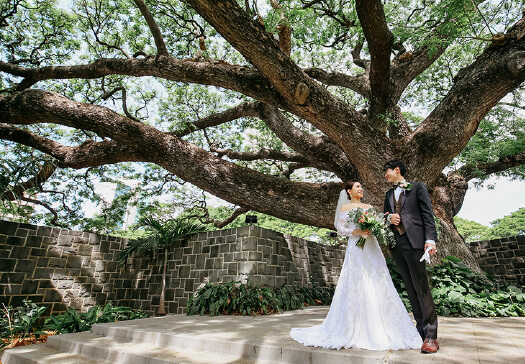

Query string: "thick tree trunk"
[[430, 172, 482, 272]]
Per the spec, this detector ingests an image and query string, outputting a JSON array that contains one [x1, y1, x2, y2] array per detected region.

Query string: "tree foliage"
[[1, 0, 524, 268], [489, 207, 525, 238]]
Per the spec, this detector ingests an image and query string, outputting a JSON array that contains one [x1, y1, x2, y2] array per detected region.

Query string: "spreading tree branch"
[[173, 102, 259, 137], [0, 124, 143, 168], [257, 103, 357, 180], [1, 161, 56, 201], [458, 151, 525, 182], [210, 146, 308, 163], [101, 86, 141, 122], [355, 0, 394, 126], [0, 57, 285, 107], [304, 68, 370, 98], [20, 196, 63, 226], [133, 0, 169, 56]]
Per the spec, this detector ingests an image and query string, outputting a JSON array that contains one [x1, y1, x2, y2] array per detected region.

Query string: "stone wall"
[[0, 220, 127, 316], [0, 220, 345, 316], [469, 235, 525, 286]]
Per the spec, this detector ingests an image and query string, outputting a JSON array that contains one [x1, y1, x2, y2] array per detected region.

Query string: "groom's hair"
[[384, 159, 407, 177]]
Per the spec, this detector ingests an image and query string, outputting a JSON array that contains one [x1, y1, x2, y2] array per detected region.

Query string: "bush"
[[43, 302, 149, 334], [1, 301, 148, 348], [387, 255, 524, 317], [426, 256, 524, 317], [187, 280, 335, 316], [1, 300, 47, 349]]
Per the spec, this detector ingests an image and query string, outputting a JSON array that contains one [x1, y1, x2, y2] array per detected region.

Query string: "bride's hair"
[[344, 181, 357, 199]]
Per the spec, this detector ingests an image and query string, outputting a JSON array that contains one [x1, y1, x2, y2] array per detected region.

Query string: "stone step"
[[45, 330, 255, 364], [90, 320, 283, 362], [0, 342, 114, 364], [88, 319, 384, 364]]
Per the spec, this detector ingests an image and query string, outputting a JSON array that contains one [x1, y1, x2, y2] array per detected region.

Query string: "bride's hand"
[[353, 229, 370, 236]]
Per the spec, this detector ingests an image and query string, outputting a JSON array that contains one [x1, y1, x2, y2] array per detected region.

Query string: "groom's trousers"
[[390, 231, 438, 340]]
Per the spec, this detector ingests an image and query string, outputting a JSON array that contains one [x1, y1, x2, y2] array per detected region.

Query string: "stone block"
[[207, 245, 219, 258], [220, 243, 230, 253], [44, 289, 63, 302], [65, 256, 82, 269], [21, 280, 39, 294], [242, 237, 258, 251], [33, 268, 53, 279], [6, 236, 25, 246], [213, 258, 224, 269], [184, 279, 195, 292], [1, 272, 25, 284], [249, 251, 263, 261], [0, 220, 18, 235], [494, 265, 507, 275], [239, 261, 257, 275], [62, 246, 78, 255], [0, 258, 16, 271], [234, 251, 250, 261], [195, 254, 205, 269], [205, 258, 214, 269], [78, 245, 93, 256], [15, 229, 29, 238], [192, 241, 202, 254], [179, 265, 191, 278], [57, 236, 73, 246], [15, 259, 36, 273], [223, 252, 234, 263]]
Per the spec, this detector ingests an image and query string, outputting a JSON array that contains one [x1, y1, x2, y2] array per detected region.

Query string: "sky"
[[456, 177, 524, 225]]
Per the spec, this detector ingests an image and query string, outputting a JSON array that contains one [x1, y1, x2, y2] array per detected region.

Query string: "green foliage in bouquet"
[[187, 279, 335, 316]]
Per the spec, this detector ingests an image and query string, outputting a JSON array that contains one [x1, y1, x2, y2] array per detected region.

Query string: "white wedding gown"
[[289, 210, 422, 351]]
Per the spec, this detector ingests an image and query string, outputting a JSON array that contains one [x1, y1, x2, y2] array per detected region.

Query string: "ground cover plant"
[[187, 279, 335, 316], [0, 302, 148, 349]]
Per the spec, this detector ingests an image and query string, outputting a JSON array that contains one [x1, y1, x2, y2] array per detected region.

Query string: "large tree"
[[1, 0, 524, 269]]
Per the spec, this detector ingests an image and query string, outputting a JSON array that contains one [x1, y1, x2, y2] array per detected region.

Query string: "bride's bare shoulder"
[[340, 203, 373, 212]]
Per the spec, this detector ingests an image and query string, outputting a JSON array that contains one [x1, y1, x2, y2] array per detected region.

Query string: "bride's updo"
[[344, 181, 357, 199]]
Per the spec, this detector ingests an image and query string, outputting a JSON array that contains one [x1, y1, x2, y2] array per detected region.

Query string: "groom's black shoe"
[[421, 338, 439, 353]]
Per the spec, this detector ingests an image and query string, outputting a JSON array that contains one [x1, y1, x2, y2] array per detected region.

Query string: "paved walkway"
[[2, 306, 524, 363]]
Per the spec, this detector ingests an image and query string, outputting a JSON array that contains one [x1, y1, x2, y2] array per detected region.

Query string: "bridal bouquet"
[[346, 208, 394, 249]]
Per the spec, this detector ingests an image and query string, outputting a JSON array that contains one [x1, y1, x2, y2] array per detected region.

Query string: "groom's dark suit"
[[384, 182, 438, 340]]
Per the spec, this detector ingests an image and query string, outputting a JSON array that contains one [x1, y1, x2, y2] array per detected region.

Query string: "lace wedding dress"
[[289, 210, 422, 351]]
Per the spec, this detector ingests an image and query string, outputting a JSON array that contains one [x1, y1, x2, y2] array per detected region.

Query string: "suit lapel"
[[388, 189, 395, 212], [401, 189, 408, 210]]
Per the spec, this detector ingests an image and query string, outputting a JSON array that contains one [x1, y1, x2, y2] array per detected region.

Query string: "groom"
[[383, 159, 439, 354]]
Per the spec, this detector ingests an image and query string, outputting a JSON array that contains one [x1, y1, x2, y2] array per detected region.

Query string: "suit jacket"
[[384, 182, 437, 250]]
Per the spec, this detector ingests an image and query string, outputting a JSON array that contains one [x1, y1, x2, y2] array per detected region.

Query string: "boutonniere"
[[399, 181, 412, 192]]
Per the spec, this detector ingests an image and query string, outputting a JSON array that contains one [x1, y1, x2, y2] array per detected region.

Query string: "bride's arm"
[[336, 215, 369, 237]]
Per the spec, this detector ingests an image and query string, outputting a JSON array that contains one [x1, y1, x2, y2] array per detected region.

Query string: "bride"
[[289, 181, 422, 351]]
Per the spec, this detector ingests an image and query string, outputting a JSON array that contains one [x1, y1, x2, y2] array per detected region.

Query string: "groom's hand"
[[425, 243, 437, 256], [390, 213, 401, 225]]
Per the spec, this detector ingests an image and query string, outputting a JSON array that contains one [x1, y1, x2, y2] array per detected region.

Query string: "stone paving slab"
[[2, 306, 524, 363], [90, 306, 525, 363]]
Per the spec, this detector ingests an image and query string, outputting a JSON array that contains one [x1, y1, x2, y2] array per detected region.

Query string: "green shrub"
[[187, 280, 335, 316], [1, 301, 148, 347], [387, 255, 524, 317], [426, 256, 524, 317], [1, 300, 47, 348], [43, 302, 149, 334]]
